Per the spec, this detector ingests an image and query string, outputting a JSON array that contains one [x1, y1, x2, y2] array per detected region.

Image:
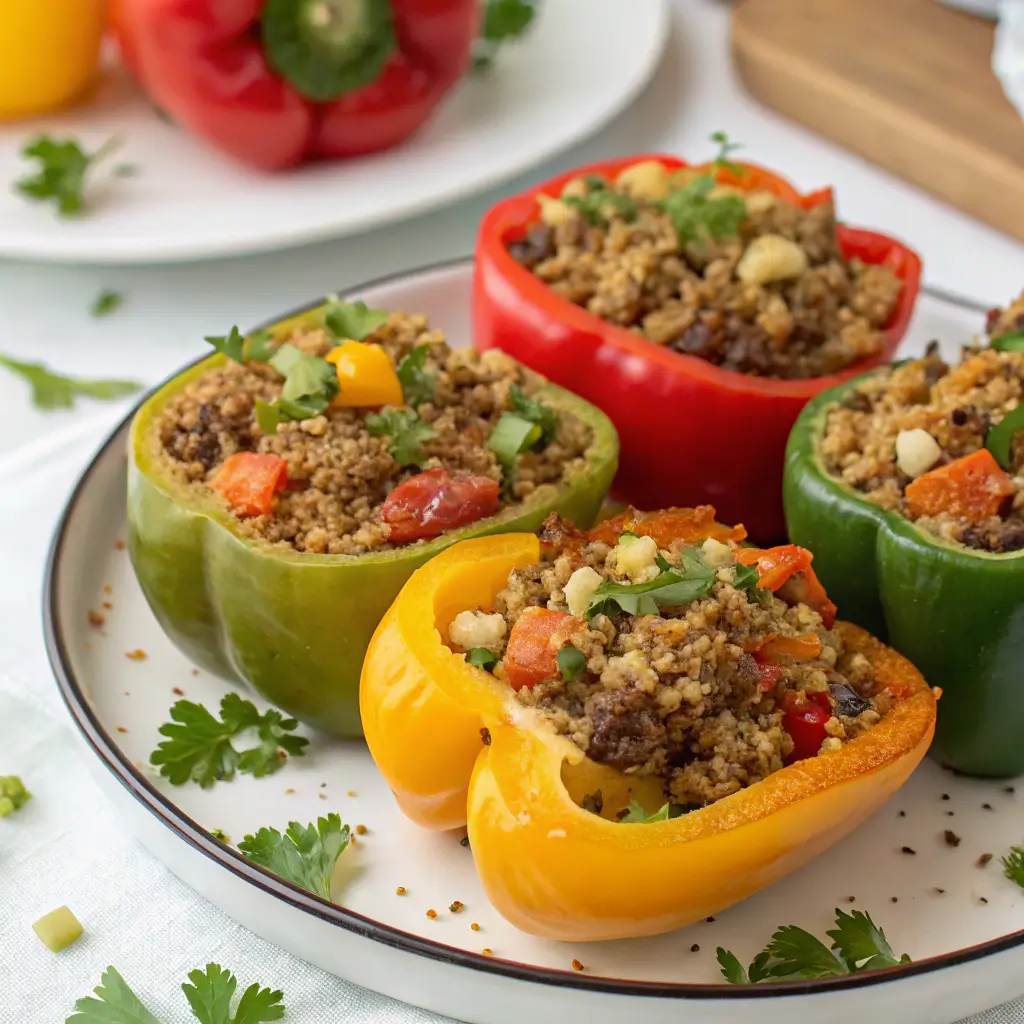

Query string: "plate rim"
[[42, 257, 1024, 1001]]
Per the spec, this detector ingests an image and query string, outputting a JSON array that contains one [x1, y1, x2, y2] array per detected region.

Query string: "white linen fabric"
[[0, 423, 1021, 1024]]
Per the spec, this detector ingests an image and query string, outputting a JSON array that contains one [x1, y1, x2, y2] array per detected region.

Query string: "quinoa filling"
[[820, 295, 1024, 553], [447, 513, 884, 812], [506, 154, 903, 380], [153, 310, 593, 554]]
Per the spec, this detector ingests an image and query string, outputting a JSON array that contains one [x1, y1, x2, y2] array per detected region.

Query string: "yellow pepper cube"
[[32, 905, 83, 951], [326, 342, 403, 408]]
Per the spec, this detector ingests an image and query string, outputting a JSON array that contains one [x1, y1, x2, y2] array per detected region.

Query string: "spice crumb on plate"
[[124, 649, 146, 661], [901, 846, 917, 855], [571, 959, 584, 972], [482, 948, 493, 956], [284, 787, 294, 795], [426, 909, 437, 919], [114, 540, 126, 551], [87, 610, 105, 628], [116, 726, 127, 734], [690, 943, 700, 953], [982, 802, 994, 811], [978, 853, 994, 868], [471, 922, 480, 931], [355, 824, 368, 835], [190, 668, 200, 676], [932, 888, 946, 896], [172, 686, 184, 696], [395, 886, 406, 896], [449, 901, 464, 913], [944, 830, 962, 848]]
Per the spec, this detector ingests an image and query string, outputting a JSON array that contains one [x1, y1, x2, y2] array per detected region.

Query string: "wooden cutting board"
[[731, 0, 1024, 241]]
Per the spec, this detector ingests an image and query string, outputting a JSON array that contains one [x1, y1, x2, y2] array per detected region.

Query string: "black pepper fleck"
[[480, 727, 491, 746], [982, 802, 993, 811], [891, 897, 899, 903], [1005, 787, 1016, 795], [941, 793, 950, 801], [690, 944, 700, 953], [980, 897, 989, 904], [705, 916, 716, 923], [944, 830, 962, 848], [901, 846, 917, 855], [946, 811, 955, 817], [846, 896, 856, 903], [460, 836, 470, 848], [977, 853, 994, 868], [898, 810, 906, 818], [933, 887, 946, 895]]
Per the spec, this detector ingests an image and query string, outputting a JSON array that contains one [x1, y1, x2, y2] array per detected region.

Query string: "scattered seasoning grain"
[[482, 948, 493, 956], [116, 726, 127, 733], [449, 901, 464, 914], [123, 691, 129, 697], [946, 811, 955, 817], [125, 649, 147, 661], [944, 830, 962, 848], [705, 916, 715, 923], [901, 846, 916, 855], [88, 610, 105, 628], [980, 896, 989, 904], [460, 836, 470, 848], [933, 888, 946, 895], [347, 790, 356, 797], [891, 897, 899, 904], [898, 810, 906, 818], [471, 922, 480, 931], [1005, 786, 1016, 795], [426, 909, 437, 919], [103, 585, 112, 594], [114, 540, 126, 551], [318, 792, 327, 800], [846, 896, 856, 903], [480, 727, 491, 746], [284, 788, 295, 795], [102, 601, 113, 610], [355, 824, 368, 835], [320, 782, 327, 788], [395, 887, 406, 896], [172, 687, 185, 696], [571, 959, 584, 972], [977, 853, 994, 868], [690, 943, 700, 953], [982, 803, 994, 811], [941, 793, 950, 801], [191, 668, 200, 676]]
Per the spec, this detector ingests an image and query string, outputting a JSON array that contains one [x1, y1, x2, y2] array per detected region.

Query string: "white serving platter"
[[0, 0, 667, 264], [44, 262, 1024, 1024]]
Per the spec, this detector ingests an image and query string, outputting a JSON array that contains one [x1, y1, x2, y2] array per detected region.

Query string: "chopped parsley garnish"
[[90, 290, 122, 318], [556, 645, 586, 682], [717, 908, 910, 983], [509, 384, 559, 446], [68, 963, 285, 1024], [563, 183, 639, 226], [657, 130, 748, 246], [150, 693, 309, 788], [473, 0, 536, 72], [986, 403, 1024, 471], [488, 413, 543, 490], [238, 813, 350, 901], [255, 343, 339, 432], [396, 344, 435, 407], [365, 407, 437, 468], [0, 354, 142, 410], [204, 326, 246, 363], [620, 800, 692, 824], [990, 330, 1024, 352], [1002, 844, 1024, 889], [323, 298, 389, 341], [467, 647, 498, 672], [14, 134, 122, 217], [0, 775, 30, 817], [245, 329, 277, 363], [210, 828, 230, 843]]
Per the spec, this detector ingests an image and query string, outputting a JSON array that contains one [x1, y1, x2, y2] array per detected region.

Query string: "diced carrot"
[[747, 633, 823, 663], [799, 186, 834, 211], [504, 607, 583, 691], [587, 505, 747, 548], [210, 452, 288, 518], [905, 449, 1014, 524], [736, 545, 837, 627]]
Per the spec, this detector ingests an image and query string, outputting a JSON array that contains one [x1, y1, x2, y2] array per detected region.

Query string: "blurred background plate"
[[0, 0, 668, 264]]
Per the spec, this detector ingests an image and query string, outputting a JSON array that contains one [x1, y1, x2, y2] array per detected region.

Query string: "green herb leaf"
[[556, 645, 586, 682], [1002, 845, 1024, 889], [150, 693, 308, 788], [396, 345, 435, 407], [488, 412, 543, 489], [715, 949, 750, 985], [205, 327, 246, 363], [210, 828, 230, 843], [659, 179, 747, 246], [254, 400, 283, 436], [620, 800, 692, 824], [230, 981, 287, 1024], [509, 384, 559, 446], [986, 403, 1024, 471], [563, 184, 639, 226], [182, 963, 285, 1024], [244, 330, 277, 363], [760, 924, 850, 979], [238, 813, 350, 901], [323, 298, 389, 341], [255, 343, 339, 426], [0, 775, 31, 817], [827, 908, 911, 971], [585, 545, 717, 619], [15, 135, 120, 217], [467, 647, 498, 672], [990, 330, 1024, 352], [66, 965, 160, 1024], [709, 129, 744, 176], [473, 0, 536, 72], [90, 290, 122, 318], [0, 354, 142, 411], [365, 407, 438, 468]]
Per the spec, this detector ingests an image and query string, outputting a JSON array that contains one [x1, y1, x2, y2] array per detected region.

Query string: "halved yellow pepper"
[[361, 532, 938, 942], [326, 342, 403, 408]]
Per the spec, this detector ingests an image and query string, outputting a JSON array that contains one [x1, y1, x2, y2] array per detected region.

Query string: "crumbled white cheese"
[[819, 737, 843, 753], [449, 610, 507, 651], [701, 537, 734, 567], [614, 534, 659, 580], [895, 428, 943, 479], [564, 566, 603, 618]]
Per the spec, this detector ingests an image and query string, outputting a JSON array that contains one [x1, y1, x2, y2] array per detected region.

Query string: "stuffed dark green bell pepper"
[[783, 334, 1024, 777], [128, 298, 619, 737]]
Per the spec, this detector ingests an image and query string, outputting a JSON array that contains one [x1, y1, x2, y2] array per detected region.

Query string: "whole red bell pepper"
[[113, 0, 479, 170], [472, 154, 922, 541]]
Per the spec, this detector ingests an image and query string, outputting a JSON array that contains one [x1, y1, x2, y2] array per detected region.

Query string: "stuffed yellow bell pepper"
[[361, 509, 937, 941]]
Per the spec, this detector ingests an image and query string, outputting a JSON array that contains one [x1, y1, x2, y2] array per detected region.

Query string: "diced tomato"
[[781, 689, 832, 764], [905, 449, 1015, 525], [757, 664, 783, 692], [380, 468, 500, 544], [504, 607, 583, 691], [799, 186, 834, 211], [748, 633, 824, 663], [736, 545, 836, 627], [587, 505, 747, 548], [210, 452, 288, 518]]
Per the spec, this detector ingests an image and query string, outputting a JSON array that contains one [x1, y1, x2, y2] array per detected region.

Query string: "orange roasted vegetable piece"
[[747, 633, 823, 663], [210, 452, 287, 518], [736, 544, 837, 628], [587, 505, 747, 548], [503, 607, 583, 691], [905, 449, 1015, 524], [325, 342, 403, 408], [361, 530, 937, 942]]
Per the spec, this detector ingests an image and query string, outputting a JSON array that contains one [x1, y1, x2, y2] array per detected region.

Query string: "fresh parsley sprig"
[[619, 800, 692, 823], [0, 354, 142, 410], [396, 345, 435, 407], [366, 407, 437, 468], [990, 330, 1024, 352], [239, 813, 350, 901], [510, 384, 559, 445], [488, 388, 559, 490], [67, 963, 285, 1023], [323, 298, 389, 341], [255, 343, 340, 433], [1002, 844, 1024, 889], [15, 135, 122, 217], [717, 908, 910, 984], [150, 693, 309, 788], [563, 182, 639, 226], [203, 326, 276, 365], [467, 647, 498, 672]]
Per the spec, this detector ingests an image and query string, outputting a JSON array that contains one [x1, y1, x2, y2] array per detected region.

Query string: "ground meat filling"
[[820, 300, 1024, 553], [154, 312, 593, 555], [507, 163, 903, 380], [448, 523, 883, 809]]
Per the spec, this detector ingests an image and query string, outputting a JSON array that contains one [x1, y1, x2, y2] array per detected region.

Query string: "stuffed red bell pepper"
[[473, 136, 922, 541], [112, 0, 480, 170]]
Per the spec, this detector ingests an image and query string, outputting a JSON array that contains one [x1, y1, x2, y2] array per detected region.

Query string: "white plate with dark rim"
[[0, 0, 667, 265], [44, 261, 1024, 1024]]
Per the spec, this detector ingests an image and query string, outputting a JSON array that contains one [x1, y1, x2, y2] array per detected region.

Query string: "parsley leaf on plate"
[[365, 407, 438, 468], [245, 329, 277, 364], [15, 135, 121, 217], [90, 290, 122, 318], [716, 908, 910, 984], [0, 354, 142, 410], [238, 813, 350, 901], [323, 298, 389, 341], [182, 963, 284, 1024], [149, 693, 308, 788], [473, 0, 536, 72], [1002, 844, 1024, 889], [66, 966, 160, 1024], [396, 345, 435, 407]]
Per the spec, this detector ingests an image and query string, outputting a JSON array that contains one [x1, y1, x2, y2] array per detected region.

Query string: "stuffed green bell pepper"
[[128, 298, 618, 737], [783, 318, 1024, 777]]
